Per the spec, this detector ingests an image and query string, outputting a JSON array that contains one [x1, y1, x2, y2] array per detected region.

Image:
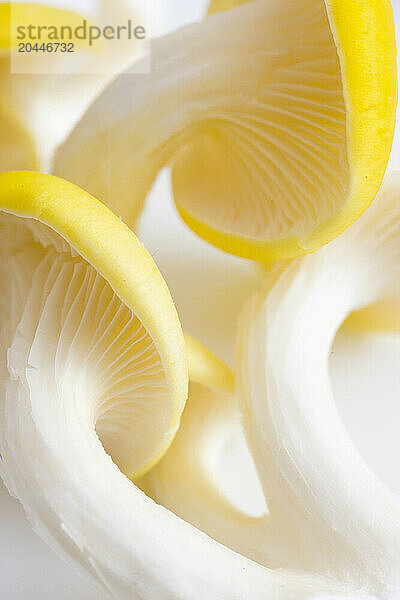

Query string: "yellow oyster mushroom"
[[55, 0, 397, 261], [0, 1, 146, 170], [138, 336, 272, 566], [0, 171, 187, 478], [0, 174, 357, 600], [237, 171, 400, 594], [0, 2, 87, 170]]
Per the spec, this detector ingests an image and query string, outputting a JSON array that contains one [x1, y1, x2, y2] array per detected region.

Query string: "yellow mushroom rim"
[[175, 0, 397, 261], [185, 333, 235, 394], [0, 171, 188, 477], [53, 0, 397, 262]]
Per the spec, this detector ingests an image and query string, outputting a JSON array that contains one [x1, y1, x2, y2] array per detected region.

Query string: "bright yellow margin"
[[185, 333, 234, 393], [179, 0, 397, 262], [0, 171, 188, 478]]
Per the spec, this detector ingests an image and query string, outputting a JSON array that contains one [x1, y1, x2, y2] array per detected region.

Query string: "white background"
[[1, 0, 400, 598]]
